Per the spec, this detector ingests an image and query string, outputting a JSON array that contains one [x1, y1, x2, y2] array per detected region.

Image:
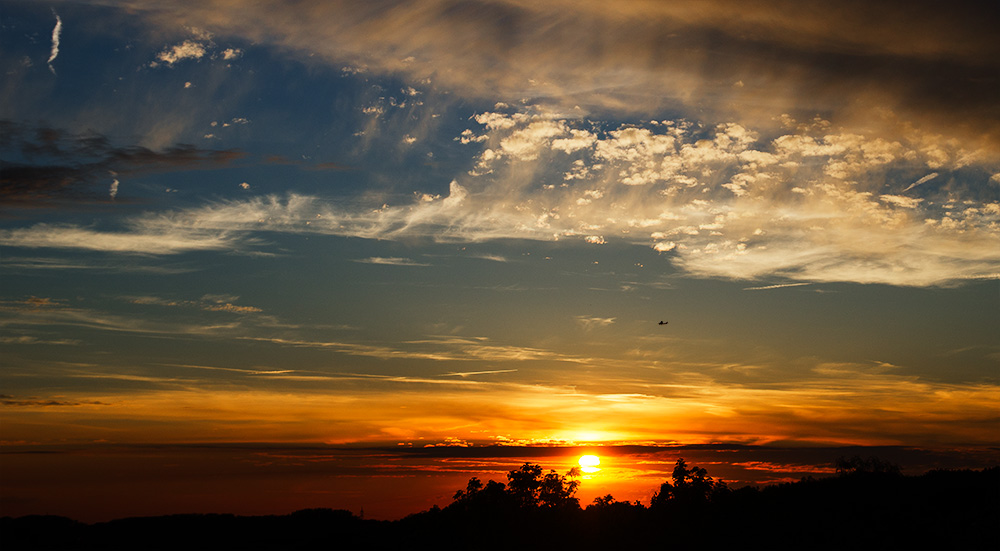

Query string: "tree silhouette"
[[452, 476, 485, 502], [589, 494, 618, 508], [650, 458, 729, 508], [506, 463, 545, 507], [501, 463, 581, 509], [4, 462, 996, 550], [449, 462, 582, 513], [538, 466, 581, 509]]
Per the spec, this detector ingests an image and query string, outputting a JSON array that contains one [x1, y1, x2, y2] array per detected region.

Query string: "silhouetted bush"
[[3, 459, 997, 550]]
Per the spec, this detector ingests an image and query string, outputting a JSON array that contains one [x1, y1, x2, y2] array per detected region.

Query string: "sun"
[[578, 454, 601, 473]]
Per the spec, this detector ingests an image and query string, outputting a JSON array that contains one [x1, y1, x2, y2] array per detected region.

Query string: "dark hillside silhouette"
[[3, 459, 997, 550]]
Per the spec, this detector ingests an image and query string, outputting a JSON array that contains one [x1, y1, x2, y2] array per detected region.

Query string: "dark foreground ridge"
[[4, 458, 998, 550]]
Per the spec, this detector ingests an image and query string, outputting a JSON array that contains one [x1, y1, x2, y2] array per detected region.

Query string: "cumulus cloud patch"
[[154, 40, 207, 66]]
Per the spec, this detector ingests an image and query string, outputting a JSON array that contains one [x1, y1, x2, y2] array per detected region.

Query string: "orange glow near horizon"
[[3, 375, 999, 448]]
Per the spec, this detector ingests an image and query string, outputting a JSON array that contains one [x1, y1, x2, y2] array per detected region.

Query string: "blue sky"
[[1, 0, 999, 520]]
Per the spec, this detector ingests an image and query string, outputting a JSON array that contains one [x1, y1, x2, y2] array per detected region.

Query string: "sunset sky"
[[2, 0, 998, 521]]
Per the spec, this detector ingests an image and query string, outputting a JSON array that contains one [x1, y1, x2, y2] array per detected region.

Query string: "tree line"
[[3, 457, 997, 549]]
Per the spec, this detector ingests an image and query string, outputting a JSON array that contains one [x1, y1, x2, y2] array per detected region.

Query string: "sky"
[[2, 0, 999, 521]]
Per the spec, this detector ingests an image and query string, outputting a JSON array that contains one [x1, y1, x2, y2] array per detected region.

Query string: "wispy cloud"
[[902, 172, 939, 193], [127, 295, 262, 314], [0, 121, 244, 207], [116, 0, 1000, 154], [441, 369, 518, 378], [0, 224, 239, 254], [7, 365, 999, 447], [0, 336, 80, 346], [0, 256, 196, 273], [1, 394, 106, 407], [743, 283, 813, 291], [468, 254, 510, 263], [47, 10, 61, 74], [575, 316, 616, 330], [0, 300, 256, 338], [353, 257, 431, 266], [244, 335, 586, 364]]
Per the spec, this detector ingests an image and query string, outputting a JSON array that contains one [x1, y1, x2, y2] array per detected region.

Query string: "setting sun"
[[578, 455, 601, 473]]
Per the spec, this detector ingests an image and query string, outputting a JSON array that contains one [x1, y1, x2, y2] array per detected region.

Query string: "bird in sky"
[[658, 321, 668, 325]]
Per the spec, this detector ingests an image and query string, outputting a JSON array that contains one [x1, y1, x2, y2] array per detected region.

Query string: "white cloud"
[[47, 10, 61, 75], [498, 120, 567, 160], [154, 40, 207, 66]]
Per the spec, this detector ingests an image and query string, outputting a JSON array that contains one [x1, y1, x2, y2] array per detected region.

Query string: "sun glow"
[[578, 454, 601, 474]]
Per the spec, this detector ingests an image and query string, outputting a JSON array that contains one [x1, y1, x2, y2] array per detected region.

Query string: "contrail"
[[743, 282, 812, 291], [442, 369, 518, 378], [48, 10, 62, 74], [902, 172, 938, 193]]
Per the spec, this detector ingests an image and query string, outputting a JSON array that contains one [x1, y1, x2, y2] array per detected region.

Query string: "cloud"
[[0, 256, 197, 274], [1, 395, 107, 407], [128, 295, 262, 314], [0, 121, 244, 207], [575, 316, 616, 330], [4, 100, 996, 287], [0, 224, 239, 254], [902, 172, 939, 193], [743, 282, 812, 291], [468, 254, 509, 263], [17, 104, 990, 283], [441, 369, 518, 378], [353, 257, 431, 266], [9, 361, 997, 447], [245, 335, 586, 364], [108, 0, 1000, 155], [0, 336, 80, 346], [154, 40, 207, 66], [47, 10, 62, 74]]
